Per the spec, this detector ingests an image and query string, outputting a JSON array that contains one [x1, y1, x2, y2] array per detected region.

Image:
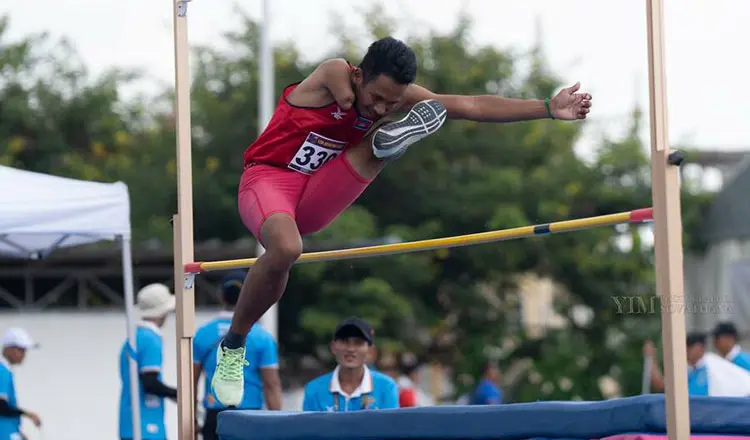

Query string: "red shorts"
[[238, 153, 372, 243]]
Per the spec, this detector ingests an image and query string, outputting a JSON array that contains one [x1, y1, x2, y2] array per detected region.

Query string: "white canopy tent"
[[0, 165, 143, 440]]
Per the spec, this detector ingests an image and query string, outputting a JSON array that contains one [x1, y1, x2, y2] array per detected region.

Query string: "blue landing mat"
[[216, 394, 750, 440]]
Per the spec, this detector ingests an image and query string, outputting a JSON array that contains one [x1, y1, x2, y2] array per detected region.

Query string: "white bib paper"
[[288, 132, 347, 174]]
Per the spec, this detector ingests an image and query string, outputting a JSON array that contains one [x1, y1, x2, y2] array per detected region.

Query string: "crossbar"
[[185, 208, 653, 274]]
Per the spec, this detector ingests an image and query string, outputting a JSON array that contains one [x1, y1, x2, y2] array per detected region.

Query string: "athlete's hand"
[[549, 82, 592, 120]]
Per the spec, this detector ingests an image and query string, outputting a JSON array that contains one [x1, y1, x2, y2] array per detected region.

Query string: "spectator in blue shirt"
[[303, 317, 398, 412], [119, 284, 178, 440], [193, 270, 282, 440], [646, 333, 710, 396], [685, 333, 710, 395], [0, 328, 41, 440], [712, 322, 750, 371], [471, 361, 503, 405]]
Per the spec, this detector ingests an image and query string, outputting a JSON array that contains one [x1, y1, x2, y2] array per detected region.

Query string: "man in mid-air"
[[212, 36, 592, 406]]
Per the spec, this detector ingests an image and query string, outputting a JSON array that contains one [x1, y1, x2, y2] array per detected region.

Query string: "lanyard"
[[332, 392, 372, 411]]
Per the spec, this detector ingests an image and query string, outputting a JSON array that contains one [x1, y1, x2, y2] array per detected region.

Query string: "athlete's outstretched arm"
[[403, 83, 592, 123]]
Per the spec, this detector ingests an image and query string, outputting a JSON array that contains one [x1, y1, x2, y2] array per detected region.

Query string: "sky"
[[2, 0, 748, 188]]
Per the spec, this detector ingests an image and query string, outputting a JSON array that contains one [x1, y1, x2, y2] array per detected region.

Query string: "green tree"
[[0, 7, 715, 402]]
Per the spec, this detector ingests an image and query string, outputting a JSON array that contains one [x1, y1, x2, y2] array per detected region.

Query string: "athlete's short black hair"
[[359, 37, 417, 85]]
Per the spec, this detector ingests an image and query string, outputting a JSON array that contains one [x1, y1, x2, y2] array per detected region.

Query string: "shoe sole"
[[372, 99, 447, 160], [211, 378, 243, 407], [211, 349, 244, 407]]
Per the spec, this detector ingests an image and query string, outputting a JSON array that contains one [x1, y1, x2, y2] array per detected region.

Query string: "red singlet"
[[243, 82, 377, 175], [237, 69, 385, 240]]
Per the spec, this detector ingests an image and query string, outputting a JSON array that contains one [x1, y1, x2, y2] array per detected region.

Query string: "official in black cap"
[[301, 317, 398, 412], [334, 317, 375, 345], [335, 317, 380, 371]]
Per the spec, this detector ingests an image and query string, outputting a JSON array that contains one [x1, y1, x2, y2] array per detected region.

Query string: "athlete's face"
[[352, 70, 408, 119]]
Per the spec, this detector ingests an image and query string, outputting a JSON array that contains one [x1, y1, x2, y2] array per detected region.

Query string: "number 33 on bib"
[[288, 132, 346, 174]]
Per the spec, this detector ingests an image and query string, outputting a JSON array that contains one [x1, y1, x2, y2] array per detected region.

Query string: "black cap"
[[713, 321, 738, 338], [220, 270, 246, 306], [333, 317, 375, 345]]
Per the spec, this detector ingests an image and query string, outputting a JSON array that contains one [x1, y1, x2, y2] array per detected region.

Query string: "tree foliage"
[[0, 8, 712, 401]]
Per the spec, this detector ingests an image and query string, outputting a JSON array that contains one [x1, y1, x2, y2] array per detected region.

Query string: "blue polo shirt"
[[0, 358, 21, 440], [119, 322, 168, 440], [687, 363, 709, 396], [727, 346, 750, 371], [471, 379, 503, 405], [193, 312, 278, 410], [303, 366, 398, 412]]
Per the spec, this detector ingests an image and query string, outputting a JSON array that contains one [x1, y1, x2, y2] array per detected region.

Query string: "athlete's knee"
[[267, 238, 302, 269], [258, 214, 303, 269]]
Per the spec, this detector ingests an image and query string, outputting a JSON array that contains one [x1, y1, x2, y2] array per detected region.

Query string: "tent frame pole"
[[120, 235, 141, 440]]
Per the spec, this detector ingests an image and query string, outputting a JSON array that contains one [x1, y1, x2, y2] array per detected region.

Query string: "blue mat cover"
[[216, 394, 750, 440]]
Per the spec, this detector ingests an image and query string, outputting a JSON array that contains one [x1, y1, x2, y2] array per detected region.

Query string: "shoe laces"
[[218, 347, 249, 381]]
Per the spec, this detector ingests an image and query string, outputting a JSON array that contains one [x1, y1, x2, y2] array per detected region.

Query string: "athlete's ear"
[[351, 67, 364, 86]]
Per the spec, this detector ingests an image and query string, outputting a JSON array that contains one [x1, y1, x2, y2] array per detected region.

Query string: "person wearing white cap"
[[0, 328, 41, 440], [118, 283, 178, 440]]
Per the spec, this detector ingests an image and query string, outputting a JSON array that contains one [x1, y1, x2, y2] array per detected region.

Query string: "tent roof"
[[0, 166, 131, 259]]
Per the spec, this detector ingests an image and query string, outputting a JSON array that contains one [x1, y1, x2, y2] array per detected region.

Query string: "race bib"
[[289, 132, 346, 174]]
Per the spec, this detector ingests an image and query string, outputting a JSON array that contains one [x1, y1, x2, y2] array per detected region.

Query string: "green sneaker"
[[211, 345, 248, 407]]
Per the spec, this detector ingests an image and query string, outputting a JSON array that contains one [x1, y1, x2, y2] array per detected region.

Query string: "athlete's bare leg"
[[221, 133, 381, 347], [209, 213, 302, 406], [224, 105, 441, 344], [211, 99, 447, 407], [229, 213, 302, 337], [344, 125, 389, 179]]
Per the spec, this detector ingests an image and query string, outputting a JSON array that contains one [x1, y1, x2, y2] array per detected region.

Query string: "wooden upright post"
[[172, 1, 196, 439], [645, 1, 691, 439]]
